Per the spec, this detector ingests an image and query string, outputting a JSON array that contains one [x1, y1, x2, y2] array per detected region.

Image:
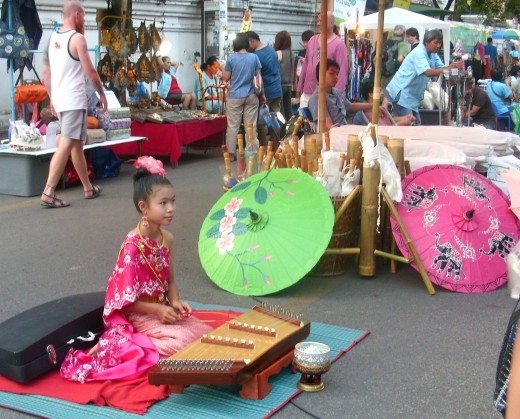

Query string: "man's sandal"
[[85, 185, 102, 200], [41, 193, 70, 209]]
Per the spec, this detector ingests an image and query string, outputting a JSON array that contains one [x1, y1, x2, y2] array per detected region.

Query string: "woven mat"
[[0, 302, 369, 419]]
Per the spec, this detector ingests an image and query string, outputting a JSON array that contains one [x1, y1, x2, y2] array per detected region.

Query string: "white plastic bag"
[[359, 124, 403, 202]]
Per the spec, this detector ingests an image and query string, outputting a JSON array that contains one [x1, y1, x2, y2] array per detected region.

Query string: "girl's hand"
[[170, 300, 192, 317], [155, 304, 181, 324]]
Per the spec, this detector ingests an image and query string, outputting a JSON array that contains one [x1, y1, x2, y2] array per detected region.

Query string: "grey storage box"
[[0, 152, 50, 197]]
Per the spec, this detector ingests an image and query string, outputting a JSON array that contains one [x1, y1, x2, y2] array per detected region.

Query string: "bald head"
[[63, 0, 84, 18], [62, 0, 85, 34]]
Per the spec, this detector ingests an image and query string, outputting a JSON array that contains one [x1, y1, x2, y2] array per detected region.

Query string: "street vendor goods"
[[199, 168, 334, 296], [9, 119, 44, 150], [391, 164, 520, 293]]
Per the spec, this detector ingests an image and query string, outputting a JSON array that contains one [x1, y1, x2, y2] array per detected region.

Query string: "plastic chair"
[[492, 102, 512, 131]]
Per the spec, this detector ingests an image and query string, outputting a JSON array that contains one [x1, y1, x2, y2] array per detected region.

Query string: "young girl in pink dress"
[[60, 156, 213, 383]]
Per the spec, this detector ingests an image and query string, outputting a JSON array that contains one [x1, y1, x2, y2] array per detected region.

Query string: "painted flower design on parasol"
[[391, 165, 520, 293], [199, 169, 334, 296]]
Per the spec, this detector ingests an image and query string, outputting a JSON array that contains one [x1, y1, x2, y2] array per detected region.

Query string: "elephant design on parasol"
[[462, 173, 492, 209], [402, 183, 447, 210], [432, 233, 463, 282], [480, 230, 516, 259]]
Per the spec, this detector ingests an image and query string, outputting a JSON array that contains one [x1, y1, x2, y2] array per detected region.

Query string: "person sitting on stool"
[[159, 56, 196, 110]]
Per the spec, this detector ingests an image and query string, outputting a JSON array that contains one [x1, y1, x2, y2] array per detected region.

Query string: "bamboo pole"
[[379, 186, 436, 295], [358, 161, 380, 277], [318, 0, 328, 134], [370, 0, 386, 130]]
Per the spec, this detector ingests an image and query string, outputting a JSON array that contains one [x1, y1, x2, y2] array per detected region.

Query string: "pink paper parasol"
[[390, 164, 520, 293]]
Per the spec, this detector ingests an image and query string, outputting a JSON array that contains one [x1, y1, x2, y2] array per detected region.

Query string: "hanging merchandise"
[[149, 20, 162, 53], [135, 52, 154, 83], [108, 21, 128, 57], [0, 20, 29, 59], [123, 19, 138, 55], [347, 38, 371, 102], [138, 21, 151, 54], [1, 0, 42, 71]]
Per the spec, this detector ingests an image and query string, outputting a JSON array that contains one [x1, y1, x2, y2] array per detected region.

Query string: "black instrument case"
[[0, 292, 104, 383]]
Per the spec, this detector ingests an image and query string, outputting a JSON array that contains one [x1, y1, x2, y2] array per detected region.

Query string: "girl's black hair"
[[132, 168, 172, 213]]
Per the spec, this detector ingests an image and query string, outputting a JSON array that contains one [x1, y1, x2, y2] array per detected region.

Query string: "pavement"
[[0, 148, 513, 418]]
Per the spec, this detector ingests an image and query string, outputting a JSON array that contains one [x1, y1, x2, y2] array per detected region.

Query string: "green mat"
[[0, 302, 368, 419]]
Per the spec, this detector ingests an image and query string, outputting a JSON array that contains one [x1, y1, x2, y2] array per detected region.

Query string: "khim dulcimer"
[[148, 303, 311, 399]]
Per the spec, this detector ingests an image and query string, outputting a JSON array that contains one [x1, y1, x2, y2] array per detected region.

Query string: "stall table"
[[0, 136, 146, 197], [107, 117, 227, 165]]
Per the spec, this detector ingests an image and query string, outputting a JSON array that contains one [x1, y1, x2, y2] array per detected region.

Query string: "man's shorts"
[[57, 109, 87, 141]]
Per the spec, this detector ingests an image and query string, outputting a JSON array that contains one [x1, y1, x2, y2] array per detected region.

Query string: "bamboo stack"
[[219, 116, 366, 189]]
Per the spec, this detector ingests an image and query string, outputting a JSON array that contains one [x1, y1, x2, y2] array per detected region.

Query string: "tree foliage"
[[431, 0, 520, 23]]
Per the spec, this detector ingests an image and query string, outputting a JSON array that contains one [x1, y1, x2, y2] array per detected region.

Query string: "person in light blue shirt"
[[194, 55, 224, 114], [485, 68, 512, 117], [386, 29, 462, 125], [221, 33, 262, 155]]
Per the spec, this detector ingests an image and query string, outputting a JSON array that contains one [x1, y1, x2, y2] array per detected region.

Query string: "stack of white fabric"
[[329, 125, 518, 172]]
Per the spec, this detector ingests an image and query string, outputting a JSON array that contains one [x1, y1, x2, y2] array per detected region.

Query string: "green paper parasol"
[[199, 168, 335, 296]]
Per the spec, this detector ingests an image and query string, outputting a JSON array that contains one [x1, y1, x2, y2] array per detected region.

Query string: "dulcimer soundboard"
[[148, 304, 311, 399]]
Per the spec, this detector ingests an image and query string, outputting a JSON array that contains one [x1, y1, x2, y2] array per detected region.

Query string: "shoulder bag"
[[14, 68, 48, 104], [0, 20, 29, 59]]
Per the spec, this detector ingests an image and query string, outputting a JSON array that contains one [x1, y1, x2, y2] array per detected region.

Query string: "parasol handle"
[[237, 133, 244, 153], [464, 209, 475, 220], [247, 155, 255, 177], [265, 150, 274, 170], [274, 150, 283, 168], [338, 153, 346, 173], [258, 146, 265, 172], [318, 157, 324, 177], [300, 149, 308, 173], [307, 159, 314, 176], [323, 131, 330, 151], [292, 135, 299, 168], [285, 152, 293, 169], [223, 152, 232, 175], [293, 116, 303, 137], [247, 121, 254, 143]]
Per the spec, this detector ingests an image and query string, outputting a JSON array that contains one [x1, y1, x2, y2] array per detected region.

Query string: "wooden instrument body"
[[148, 306, 311, 397]]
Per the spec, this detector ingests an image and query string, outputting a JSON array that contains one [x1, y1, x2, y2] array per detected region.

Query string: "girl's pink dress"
[[60, 232, 212, 383]]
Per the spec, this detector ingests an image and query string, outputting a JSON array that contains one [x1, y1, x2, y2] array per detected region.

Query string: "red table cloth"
[[108, 118, 227, 165]]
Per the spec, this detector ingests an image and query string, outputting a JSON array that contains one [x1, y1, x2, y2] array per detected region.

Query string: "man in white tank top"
[[40, 0, 108, 208]]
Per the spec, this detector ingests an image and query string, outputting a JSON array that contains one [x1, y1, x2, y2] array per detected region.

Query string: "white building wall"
[[2, 0, 317, 116]]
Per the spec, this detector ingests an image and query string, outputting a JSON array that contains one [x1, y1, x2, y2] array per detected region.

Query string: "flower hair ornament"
[[133, 156, 167, 177]]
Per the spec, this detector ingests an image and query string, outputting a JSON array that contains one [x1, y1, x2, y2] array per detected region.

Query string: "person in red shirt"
[[160, 56, 196, 110]]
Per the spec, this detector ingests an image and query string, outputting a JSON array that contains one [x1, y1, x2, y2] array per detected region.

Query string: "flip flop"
[[41, 193, 70, 209], [85, 185, 102, 200]]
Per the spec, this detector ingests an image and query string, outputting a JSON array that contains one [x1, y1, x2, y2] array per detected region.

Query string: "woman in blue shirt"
[[221, 33, 262, 156]]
